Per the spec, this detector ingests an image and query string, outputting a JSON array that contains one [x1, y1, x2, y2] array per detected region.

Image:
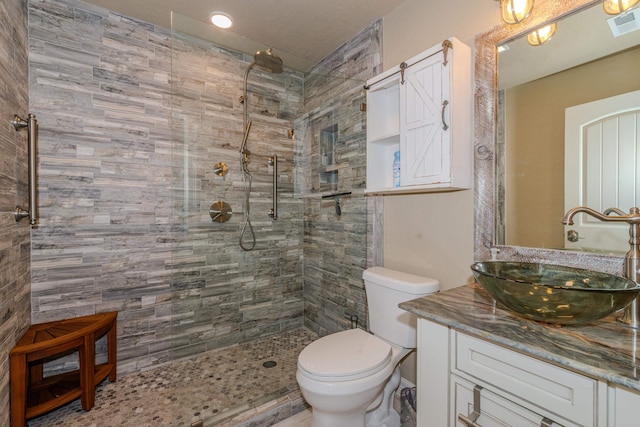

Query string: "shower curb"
[[213, 390, 309, 427]]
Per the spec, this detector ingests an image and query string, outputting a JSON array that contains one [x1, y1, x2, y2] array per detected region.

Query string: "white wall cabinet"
[[417, 319, 640, 427], [365, 37, 472, 194]]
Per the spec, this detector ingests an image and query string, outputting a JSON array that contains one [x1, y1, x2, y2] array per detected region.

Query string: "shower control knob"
[[210, 201, 232, 223], [213, 162, 228, 177]]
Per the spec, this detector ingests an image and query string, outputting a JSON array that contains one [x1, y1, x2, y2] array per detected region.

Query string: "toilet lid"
[[298, 329, 392, 381]]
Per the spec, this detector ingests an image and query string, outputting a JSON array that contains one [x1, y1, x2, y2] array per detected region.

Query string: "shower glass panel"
[[169, 12, 305, 423]]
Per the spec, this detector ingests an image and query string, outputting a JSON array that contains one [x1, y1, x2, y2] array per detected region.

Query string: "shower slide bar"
[[268, 155, 278, 220], [12, 114, 38, 226]]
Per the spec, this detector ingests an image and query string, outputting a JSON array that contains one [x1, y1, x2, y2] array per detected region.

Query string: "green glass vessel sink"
[[470, 261, 640, 325]]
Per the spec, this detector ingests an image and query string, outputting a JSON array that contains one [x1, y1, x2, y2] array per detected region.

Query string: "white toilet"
[[296, 267, 440, 427]]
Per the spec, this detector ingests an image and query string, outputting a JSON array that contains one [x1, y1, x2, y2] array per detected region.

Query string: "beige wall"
[[381, 0, 501, 384], [383, 0, 498, 70], [381, 0, 500, 291]]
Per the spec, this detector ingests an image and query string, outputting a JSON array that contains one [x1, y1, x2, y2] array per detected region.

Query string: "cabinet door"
[[400, 51, 450, 186], [452, 376, 563, 427], [609, 385, 640, 427]]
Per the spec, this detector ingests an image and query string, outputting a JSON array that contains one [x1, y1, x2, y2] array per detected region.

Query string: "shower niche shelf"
[[319, 124, 338, 187], [365, 37, 472, 195]]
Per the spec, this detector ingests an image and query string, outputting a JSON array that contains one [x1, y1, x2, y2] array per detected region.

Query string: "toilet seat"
[[298, 329, 392, 382]]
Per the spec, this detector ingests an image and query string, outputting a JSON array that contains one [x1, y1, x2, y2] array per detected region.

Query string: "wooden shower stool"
[[10, 312, 117, 427]]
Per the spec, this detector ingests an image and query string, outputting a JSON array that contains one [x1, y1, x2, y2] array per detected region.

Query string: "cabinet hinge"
[[442, 39, 453, 66], [400, 61, 408, 85]]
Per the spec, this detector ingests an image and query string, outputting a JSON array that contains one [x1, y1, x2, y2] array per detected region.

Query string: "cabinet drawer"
[[453, 332, 596, 427], [452, 375, 562, 427]]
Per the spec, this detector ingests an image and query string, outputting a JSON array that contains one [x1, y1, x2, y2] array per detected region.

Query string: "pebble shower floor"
[[27, 329, 317, 427]]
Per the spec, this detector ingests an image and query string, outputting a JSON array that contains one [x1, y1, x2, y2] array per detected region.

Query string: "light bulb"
[[527, 23, 557, 46], [500, 0, 534, 24], [210, 12, 233, 29], [603, 0, 640, 14]]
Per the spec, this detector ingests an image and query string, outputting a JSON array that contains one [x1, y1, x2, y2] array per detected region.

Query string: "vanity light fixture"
[[603, 0, 640, 15], [497, 0, 534, 24], [210, 11, 233, 29], [527, 22, 557, 46]]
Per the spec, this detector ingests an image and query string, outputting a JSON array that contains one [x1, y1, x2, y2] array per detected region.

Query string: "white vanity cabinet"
[[417, 319, 640, 427], [365, 37, 472, 194]]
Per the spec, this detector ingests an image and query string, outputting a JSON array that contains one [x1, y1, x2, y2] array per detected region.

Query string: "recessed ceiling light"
[[210, 12, 233, 29]]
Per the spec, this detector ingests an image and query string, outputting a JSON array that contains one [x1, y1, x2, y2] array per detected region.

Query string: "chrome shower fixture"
[[238, 48, 284, 251], [253, 48, 283, 74]]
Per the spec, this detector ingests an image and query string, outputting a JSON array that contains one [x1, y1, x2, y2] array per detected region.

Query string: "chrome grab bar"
[[268, 155, 278, 220], [12, 114, 38, 226]]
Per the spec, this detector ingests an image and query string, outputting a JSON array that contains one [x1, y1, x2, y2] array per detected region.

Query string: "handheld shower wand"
[[238, 49, 283, 251]]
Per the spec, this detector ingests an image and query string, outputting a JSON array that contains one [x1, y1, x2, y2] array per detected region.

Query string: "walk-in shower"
[[239, 48, 284, 251]]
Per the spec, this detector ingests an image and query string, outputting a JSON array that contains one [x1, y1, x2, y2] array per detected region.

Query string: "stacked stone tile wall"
[[168, 30, 305, 354], [0, 0, 31, 424], [28, 0, 303, 374], [298, 21, 383, 335], [24, 0, 381, 384]]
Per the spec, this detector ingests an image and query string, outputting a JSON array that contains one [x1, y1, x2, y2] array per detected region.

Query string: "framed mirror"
[[474, 0, 632, 274], [498, 2, 640, 253]]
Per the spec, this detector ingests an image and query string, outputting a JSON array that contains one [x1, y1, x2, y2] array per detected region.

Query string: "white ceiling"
[[81, 0, 407, 72]]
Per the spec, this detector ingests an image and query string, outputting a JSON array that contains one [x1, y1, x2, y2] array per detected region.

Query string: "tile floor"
[[28, 328, 317, 427]]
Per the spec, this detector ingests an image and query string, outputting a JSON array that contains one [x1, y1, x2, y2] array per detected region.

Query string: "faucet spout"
[[561, 205, 640, 225], [562, 206, 640, 327]]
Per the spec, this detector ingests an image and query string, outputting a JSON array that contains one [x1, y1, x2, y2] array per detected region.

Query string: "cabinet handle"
[[441, 100, 450, 131], [540, 417, 555, 427], [457, 385, 483, 426], [457, 413, 483, 427]]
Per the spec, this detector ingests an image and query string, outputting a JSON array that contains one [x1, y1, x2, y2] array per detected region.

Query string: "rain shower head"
[[254, 48, 283, 74]]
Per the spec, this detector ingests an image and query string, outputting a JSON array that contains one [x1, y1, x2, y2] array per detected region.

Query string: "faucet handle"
[[566, 229, 584, 243], [604, 207, 628, 216]]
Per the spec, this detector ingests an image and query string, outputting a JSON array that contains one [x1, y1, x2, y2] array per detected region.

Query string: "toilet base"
[[311, 409, 366, 427], [365, 365, 402, 427]]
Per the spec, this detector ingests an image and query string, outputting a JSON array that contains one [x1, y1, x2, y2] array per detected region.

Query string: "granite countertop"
[[400, 283, 640, 392]]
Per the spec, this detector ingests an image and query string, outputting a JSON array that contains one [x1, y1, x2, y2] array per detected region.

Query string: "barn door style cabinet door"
[[365, 37, 472, 194]]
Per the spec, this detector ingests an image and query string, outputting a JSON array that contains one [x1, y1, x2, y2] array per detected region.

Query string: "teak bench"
[[9, 311, 117, 427]]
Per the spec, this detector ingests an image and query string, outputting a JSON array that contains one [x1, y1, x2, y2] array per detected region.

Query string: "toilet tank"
[[363, 267, 439, 348]]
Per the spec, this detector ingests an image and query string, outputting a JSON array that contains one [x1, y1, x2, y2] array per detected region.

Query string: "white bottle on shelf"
[[393, 150, 400, 188]]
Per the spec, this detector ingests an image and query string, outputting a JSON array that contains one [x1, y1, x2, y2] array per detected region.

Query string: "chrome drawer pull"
[[457, 385, 483, 426], [457, 414, 483, 427], [540, 417, 555, 427]]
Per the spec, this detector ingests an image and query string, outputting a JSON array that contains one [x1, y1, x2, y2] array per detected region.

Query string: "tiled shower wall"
[[298, 21, 383, 335], [168, 29, 306, 353], [28, 0, 176, 373], [27, 0, 304, 373], [22, 0, 381, 384], [0, 0, 31, 424]]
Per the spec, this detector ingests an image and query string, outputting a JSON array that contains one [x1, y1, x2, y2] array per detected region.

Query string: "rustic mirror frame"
[[473, 0, 624, 275]]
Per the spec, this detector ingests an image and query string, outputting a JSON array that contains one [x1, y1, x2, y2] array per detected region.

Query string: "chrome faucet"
[[562, 206, 640, 327]]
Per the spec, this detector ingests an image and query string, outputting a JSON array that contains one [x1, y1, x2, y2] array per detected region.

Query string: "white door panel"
[[565, 90, 640, 252]]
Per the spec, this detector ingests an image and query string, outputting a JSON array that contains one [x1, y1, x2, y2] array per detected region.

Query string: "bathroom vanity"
[[400, 284, 640, 427]]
